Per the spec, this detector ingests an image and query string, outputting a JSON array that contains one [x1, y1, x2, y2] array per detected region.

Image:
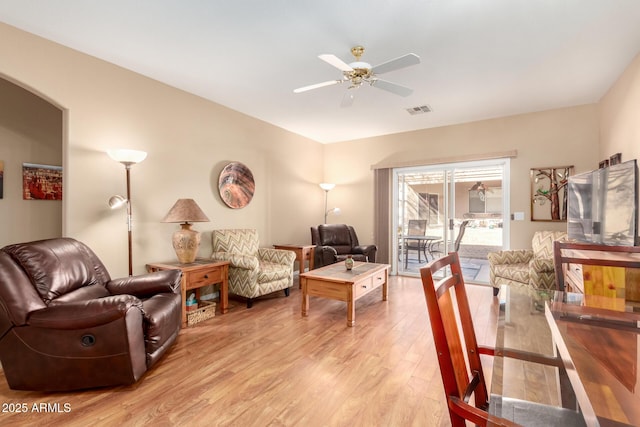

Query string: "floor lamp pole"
[[125, 164, 133, 276], [323, 190, 329, 224]]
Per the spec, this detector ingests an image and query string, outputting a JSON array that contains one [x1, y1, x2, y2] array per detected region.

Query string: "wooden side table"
[[146, 259, 229, 328], [273, 244, 315, 286]]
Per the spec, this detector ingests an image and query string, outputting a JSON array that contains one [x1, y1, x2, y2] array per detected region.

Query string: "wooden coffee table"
[[300, 261, 390, 327]]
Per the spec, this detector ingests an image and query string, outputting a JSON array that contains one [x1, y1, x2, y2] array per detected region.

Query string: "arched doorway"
[[0, 77, 64, 246]]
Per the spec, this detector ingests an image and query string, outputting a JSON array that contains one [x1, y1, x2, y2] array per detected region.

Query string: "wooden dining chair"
[[420, 252, 586, 427]]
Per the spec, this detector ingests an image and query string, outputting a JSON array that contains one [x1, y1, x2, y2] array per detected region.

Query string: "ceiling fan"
[[293, 46, 420, 107]]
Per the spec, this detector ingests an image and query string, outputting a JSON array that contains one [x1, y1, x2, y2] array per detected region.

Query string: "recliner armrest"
[[107, 270, 182, 297], [353, 245, 377, 262], [353, 244, 377, 253], [28, 294, 143, 329], [314, 245, 338, 268], [351, 245, 367, 254]]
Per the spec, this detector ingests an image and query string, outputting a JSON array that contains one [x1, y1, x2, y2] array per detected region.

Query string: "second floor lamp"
[[319, 182, 340, 224]]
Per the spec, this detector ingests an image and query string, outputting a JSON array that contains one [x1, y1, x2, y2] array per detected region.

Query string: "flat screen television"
[[567, 159, 638, 246]]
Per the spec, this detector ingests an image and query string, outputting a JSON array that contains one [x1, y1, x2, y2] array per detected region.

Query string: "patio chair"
[[429, 220, 470, 259], [402, 219, 428, 267]]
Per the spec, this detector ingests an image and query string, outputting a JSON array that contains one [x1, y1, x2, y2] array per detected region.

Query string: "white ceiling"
[[2, 1, 640, 143]]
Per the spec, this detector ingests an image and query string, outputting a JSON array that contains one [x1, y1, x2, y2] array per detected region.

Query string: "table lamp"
[[162, 198, 210, 263]]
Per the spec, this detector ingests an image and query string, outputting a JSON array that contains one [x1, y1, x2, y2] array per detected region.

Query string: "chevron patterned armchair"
[[211, 229, 295, 308], [488, 230, 567, 294]]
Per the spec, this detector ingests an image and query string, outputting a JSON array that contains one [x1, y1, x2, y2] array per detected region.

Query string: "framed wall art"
[[530, 165, 573, 222], [22, 163, 63, 200], [609, 152, 622, 166]]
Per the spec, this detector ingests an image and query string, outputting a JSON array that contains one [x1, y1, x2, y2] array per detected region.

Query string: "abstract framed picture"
[[22, 163, 63, 200]]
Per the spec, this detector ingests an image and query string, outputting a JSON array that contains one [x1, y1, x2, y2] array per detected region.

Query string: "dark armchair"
[[310, 224, 377, 268], [0, 237, 182, 391]]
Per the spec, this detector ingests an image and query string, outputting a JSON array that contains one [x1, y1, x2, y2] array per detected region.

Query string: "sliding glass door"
[[393, 159, 510, 284]]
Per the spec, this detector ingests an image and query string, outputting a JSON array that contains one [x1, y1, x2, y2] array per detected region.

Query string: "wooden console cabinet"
[[554, 241, 640, 300]]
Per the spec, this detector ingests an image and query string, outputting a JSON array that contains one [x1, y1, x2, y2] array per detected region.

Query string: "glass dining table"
[[491, 285, 640, 427]]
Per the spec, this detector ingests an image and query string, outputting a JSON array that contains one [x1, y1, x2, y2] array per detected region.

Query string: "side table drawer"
[[186, 267, 223, 289]]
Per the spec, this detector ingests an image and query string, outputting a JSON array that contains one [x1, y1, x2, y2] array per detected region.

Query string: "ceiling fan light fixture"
[[293, 45, 420, 106], [349, 61, 371, 71]]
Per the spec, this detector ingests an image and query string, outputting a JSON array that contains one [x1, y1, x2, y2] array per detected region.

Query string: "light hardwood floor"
[[0, 275, 498, 427]]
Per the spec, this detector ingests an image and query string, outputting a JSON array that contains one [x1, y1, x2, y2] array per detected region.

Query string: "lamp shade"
[[107, 149, 148, 165], [319, 183, 335, 191], [162, 199, 209, 264], [161, 199, 210, 223], [108, 195, 128, 209]]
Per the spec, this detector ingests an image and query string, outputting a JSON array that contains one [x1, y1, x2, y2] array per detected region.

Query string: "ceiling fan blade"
[[319, 54, 354, 72], [293, 80, 342, 93], [340, 90, 356, 108], [371, 79, 413, 97], [372, 53, 420, 75]]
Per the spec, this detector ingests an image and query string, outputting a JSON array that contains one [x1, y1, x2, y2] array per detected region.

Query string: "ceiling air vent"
[[406, 105, 432, 115]]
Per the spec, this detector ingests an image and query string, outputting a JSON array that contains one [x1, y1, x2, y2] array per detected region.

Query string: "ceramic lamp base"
[[172, 223, 200, 264]]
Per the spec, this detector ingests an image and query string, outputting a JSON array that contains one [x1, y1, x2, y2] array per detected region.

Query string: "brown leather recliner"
[[311, 224, 377, 268], [0, 237, 182, 391]]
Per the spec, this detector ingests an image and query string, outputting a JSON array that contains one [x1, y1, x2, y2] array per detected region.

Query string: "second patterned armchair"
[[488, 230, 567, 294], [211, 229, 295, 308]]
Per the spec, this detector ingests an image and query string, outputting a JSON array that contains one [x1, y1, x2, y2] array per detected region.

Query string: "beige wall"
[[599, 52, 640, 239], [0, 23, 324, 277], [3, 22, 635, 276], [600, 53, 640, 164], [0, 78, 63, 246], [324, 105, 600, 250]]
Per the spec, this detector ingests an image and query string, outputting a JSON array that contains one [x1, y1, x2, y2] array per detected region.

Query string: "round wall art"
[[218, 162, 255, 209]]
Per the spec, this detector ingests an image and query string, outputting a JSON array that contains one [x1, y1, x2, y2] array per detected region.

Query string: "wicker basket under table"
[[187, 300, 216, 326]]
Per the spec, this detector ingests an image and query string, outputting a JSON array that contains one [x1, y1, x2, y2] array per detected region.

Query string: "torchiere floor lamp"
[[319, 182, 340, 223], [107, 148, 147, 276]]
